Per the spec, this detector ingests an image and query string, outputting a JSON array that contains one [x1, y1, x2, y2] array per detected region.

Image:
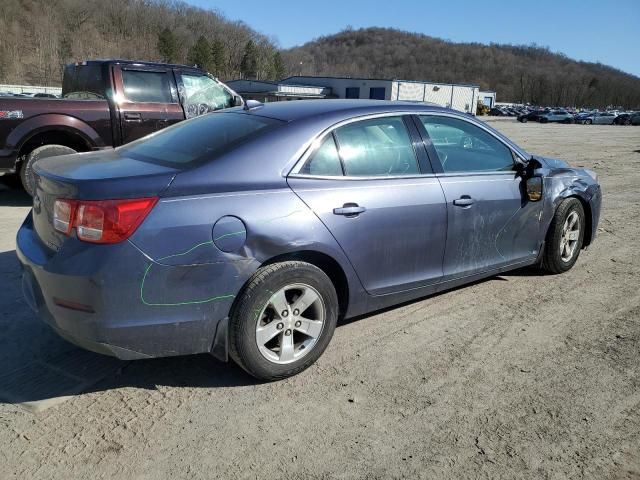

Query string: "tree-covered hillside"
[[0, 0, 281, 85], [283, 27, 640, 108]]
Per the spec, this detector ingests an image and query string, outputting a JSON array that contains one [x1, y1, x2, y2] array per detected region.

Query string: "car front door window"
[[419, 116, 514, 173], [181, 74, 234, 118]]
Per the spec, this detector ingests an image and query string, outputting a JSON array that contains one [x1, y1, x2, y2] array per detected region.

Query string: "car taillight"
[[53, 199, 77, 235], [53, 198, 157, 244]]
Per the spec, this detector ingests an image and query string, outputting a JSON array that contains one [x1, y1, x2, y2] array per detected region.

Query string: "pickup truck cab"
[[0, 60, 242, 194]]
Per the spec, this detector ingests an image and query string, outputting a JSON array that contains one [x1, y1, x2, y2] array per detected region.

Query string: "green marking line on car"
[[141, 241, 235, 306], [214, 230, 246, 242]]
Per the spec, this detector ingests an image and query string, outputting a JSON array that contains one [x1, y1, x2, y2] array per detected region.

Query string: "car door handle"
[[124, 112, 142, 122], [333, 203, 366, 217], [453, 196, 475, 207]]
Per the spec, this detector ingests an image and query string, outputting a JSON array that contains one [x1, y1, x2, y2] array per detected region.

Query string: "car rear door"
[[415, 114, 543, 281], [113, 65, 185, 144], [287, 114, 447, 295]]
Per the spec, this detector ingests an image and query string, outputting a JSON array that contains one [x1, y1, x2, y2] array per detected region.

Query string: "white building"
[[282, 76, 480, 114], [229, 76, 482, 114], [479, 90, 496, 108]]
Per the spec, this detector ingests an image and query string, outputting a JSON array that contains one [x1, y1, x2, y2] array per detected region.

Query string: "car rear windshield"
[[118, 112, 283, 167]]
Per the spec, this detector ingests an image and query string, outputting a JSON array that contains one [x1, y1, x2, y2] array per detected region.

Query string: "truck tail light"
[[53, 198, 157, 244]]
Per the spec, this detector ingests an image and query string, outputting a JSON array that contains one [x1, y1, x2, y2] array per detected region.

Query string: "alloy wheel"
[[255, 283, 325, 364], [560, 211, 580, 262]]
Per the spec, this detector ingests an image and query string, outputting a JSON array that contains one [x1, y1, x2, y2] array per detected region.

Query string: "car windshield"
[[118, 112, 283, 167]]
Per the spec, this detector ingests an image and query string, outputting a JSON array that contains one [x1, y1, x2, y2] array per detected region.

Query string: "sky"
[[187, 0, 640, 77]]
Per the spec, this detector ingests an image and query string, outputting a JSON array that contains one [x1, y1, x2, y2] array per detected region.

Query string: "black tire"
[[229, 261, 338, 381], [541, 198, 585, 274], [20, 144, 77, 196], [521, 117, 528, 123], [585, 119, 592, 125], [540, 117, 549, 124]]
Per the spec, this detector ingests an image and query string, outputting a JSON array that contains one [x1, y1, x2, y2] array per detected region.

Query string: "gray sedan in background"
[[539, 110, 575, 123], [580, 112, 617, 124]]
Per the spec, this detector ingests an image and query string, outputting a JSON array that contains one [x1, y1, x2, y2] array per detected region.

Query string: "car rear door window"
[[300, 135, 343, 176], [333, 117, 419, 177], [420, 115, 514, 173], [122, 70, 173, 103]]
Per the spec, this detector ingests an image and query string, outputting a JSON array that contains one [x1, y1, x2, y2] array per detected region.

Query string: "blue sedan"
[[16, 100, 602, 380]]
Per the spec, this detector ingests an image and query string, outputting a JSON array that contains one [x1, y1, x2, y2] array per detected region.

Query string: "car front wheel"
[[541, 198, 585, 274], [229, 261, 338, 380]]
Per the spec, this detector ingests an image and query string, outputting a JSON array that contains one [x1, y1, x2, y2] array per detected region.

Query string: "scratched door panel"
[[289, 177, 447, 295]]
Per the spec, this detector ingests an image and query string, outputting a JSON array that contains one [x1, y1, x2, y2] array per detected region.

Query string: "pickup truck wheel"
[[20, 144, 77, 196]]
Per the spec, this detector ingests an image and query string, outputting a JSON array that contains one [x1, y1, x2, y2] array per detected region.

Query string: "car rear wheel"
[[20, 144, 77, 196], [521, 117, 528, 123], [229, 261, 338, 381], [585, 119, 592, 125], [541, 198, 585, 274]]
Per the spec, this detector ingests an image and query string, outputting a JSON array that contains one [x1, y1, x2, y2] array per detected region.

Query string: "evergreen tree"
[[211, 39, 226, 76], [240, 40, 258, 79], [272, 51, 286, 80], [187, 36, 214, 72], [157, 27, 179, 63]]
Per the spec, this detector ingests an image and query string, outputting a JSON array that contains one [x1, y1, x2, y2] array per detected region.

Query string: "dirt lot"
[[0, 120, 638, 479]]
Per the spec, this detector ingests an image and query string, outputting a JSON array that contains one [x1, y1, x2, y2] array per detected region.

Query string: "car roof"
[[232, 99, 530, 161], [237, 99, 449, 122]]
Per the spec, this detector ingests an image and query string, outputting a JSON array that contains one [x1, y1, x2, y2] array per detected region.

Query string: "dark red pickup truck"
[[0, 60, 242, 194]]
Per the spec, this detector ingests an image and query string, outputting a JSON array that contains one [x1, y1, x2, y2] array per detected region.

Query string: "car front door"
[[415, 114, 543, 281], [114, 66, 184, 144], [175, 71, 235, 118], [288, 115, 447, 295]]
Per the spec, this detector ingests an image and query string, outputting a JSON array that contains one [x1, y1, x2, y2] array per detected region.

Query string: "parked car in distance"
[[580, 112, 617, 125], [0, 59, 242, 194], [518, 110, 546, 123], [539, 110, 574, 123], [17, 100, 602, 380], [32, 93, 58, 99], [489, 107, 506, 116], [574, 112, 594, 124], [613, 112, 637, 125]]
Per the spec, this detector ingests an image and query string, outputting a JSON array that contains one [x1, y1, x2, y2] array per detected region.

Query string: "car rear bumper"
[[16, 212, 231, 360]]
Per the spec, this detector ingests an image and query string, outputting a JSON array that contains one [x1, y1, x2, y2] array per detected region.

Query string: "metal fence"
[[0, 84, 62, 95]]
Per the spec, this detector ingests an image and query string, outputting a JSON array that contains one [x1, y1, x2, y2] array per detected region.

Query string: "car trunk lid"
[[32, 149, 177, 251]]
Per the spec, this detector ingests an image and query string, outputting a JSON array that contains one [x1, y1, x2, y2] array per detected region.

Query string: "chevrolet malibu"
[[17, 100, 602, 380]]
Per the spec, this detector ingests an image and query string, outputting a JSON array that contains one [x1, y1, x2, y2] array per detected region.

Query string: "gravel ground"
[[0, 121, 638, 479]]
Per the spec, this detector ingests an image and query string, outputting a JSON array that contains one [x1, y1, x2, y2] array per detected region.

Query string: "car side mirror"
[[526, 176, 543, 202], [233, 95, 244, 107]]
